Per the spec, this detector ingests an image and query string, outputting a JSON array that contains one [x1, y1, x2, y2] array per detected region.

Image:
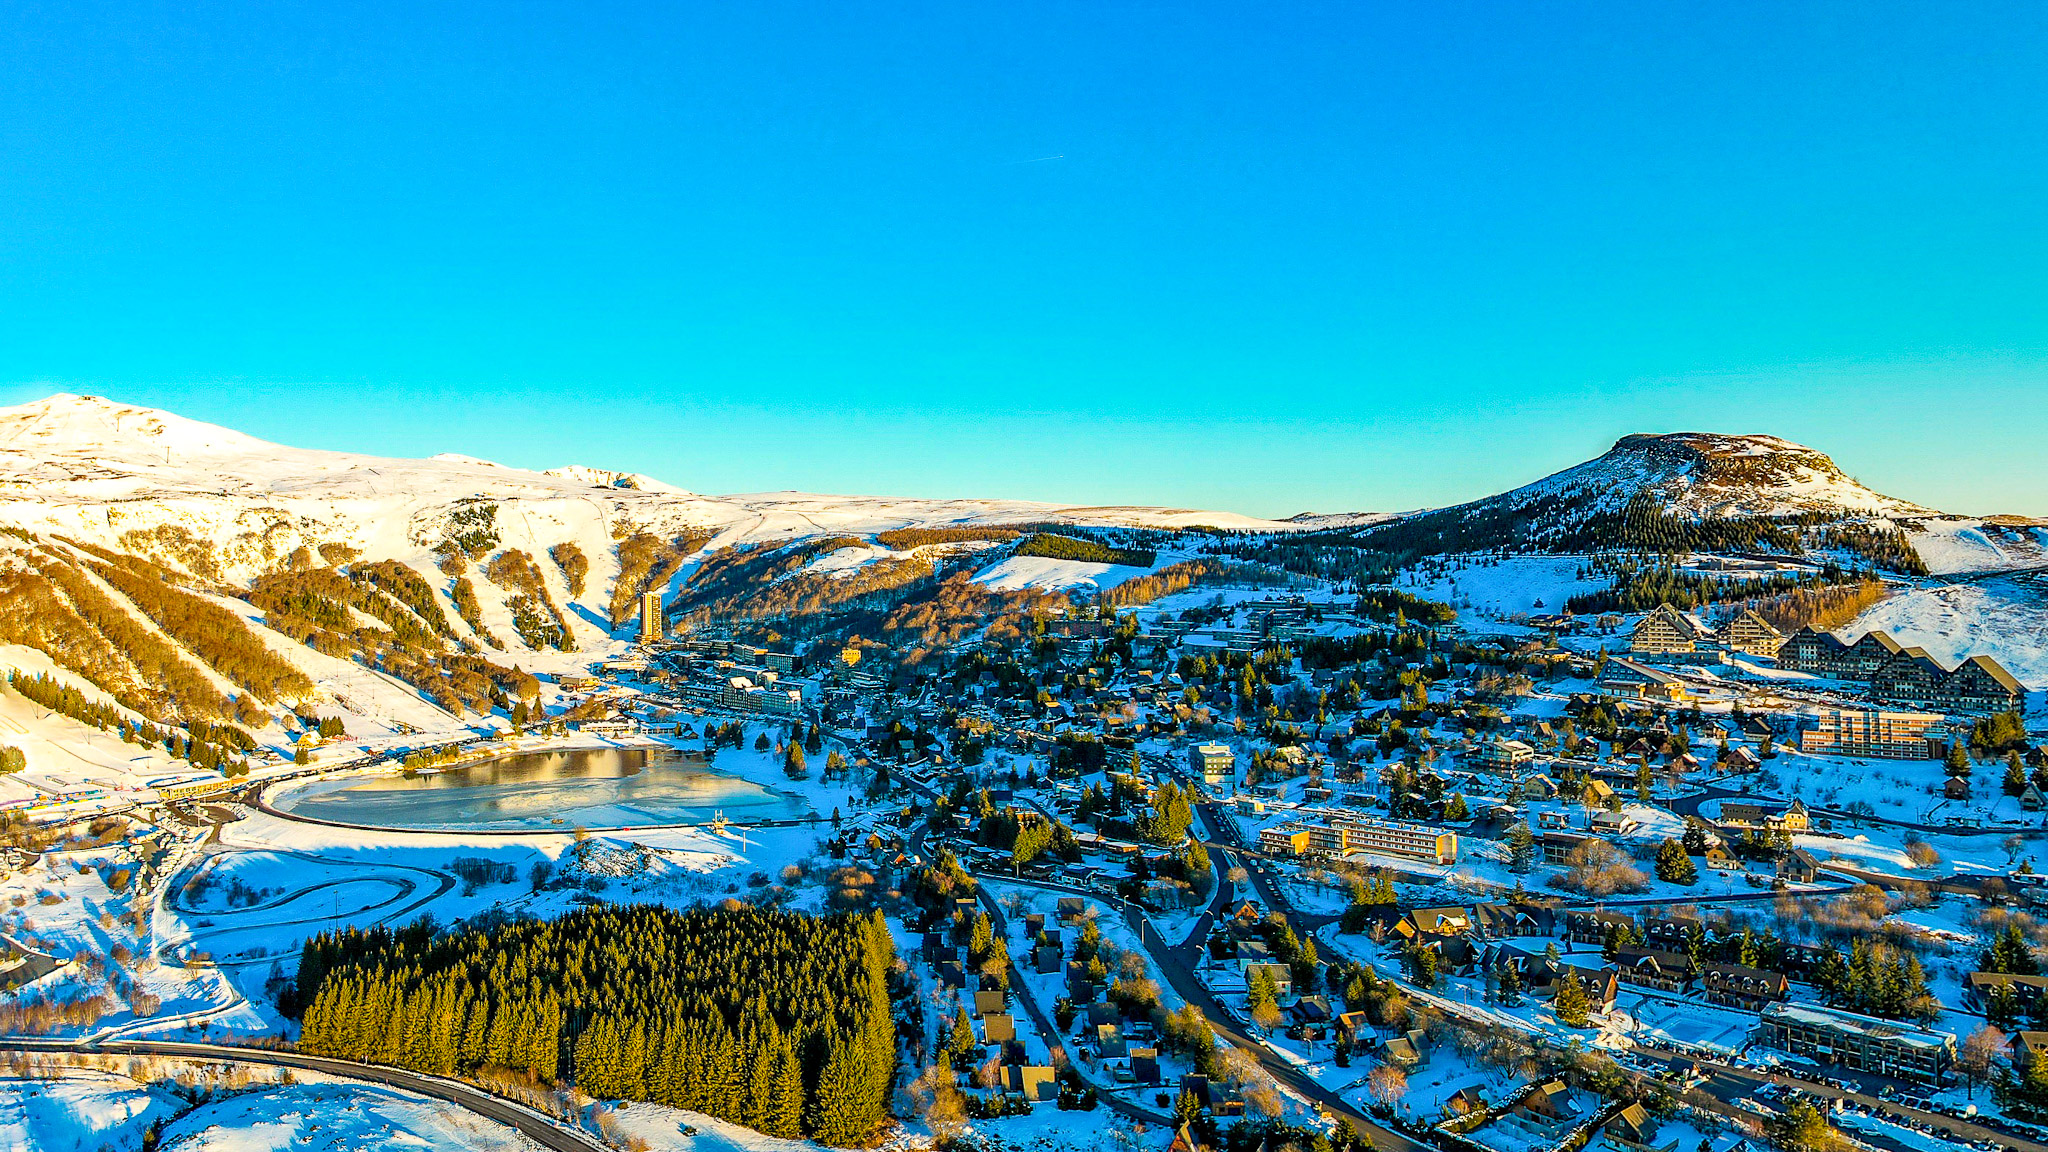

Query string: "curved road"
[[0, 1037, 607, 1152]]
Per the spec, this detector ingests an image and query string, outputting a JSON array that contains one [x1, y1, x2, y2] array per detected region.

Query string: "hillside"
[[1316, 431, 2034, 576], [0, 397, 2033, 782], [0, 394, 1303, 774]]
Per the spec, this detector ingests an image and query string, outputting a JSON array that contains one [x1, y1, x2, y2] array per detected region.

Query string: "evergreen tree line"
[[483, 549, 576, 651], [247, 563, 534, 715], [1809, 939, 1938, 1021], [1012, 533, 1155, 568], [8, 671, 251, 775], [292, 905, 898, 1145], [1354, 589, 1458, 626], [1565, 562, 1851, 616]]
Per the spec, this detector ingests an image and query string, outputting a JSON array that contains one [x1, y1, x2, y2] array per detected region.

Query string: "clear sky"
[[2, 3, 2044, 517]]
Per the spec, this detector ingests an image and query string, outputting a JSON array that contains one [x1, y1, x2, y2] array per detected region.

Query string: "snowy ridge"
[[0, 395, 1297, 558]]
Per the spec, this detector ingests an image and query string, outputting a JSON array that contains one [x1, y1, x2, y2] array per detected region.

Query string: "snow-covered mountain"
[[0, 393, 1307, 734], [0, 393, 1292, 581], [1489, 432, 1932, 519], [1331, 431, 2041, 576]]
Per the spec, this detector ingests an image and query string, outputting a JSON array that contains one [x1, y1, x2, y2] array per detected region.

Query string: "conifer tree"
[[1554, 970, 1590, 1026]]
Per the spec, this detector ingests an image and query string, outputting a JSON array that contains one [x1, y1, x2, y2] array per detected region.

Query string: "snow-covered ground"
[[1846, 573, 2048, 689], [973, 555, 1159, 593], [1389, 555, 1609, 622], [0, 1064, 552, 1152], [1905, 517, 2048, 576]]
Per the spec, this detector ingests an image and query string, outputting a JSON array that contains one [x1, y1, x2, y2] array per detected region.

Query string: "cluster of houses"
[[1339, 897, 1962, 1087]]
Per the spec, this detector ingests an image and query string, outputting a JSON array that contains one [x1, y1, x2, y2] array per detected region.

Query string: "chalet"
[[1717, 610, 1785, 659], [1395, 907, 1474, 942], [1501, 1080, 1584, 1139], [1781, 627, 1903, 680], [1717, 798, 1809, 833], [1129, 1049, 1161, 1086], [1334, 1011, 1373, 1045], [1565, 965, 1620, 1013], [1602, 1102, 1679, 1152], [1871, 646, 1947, 710], [1473, 736, 1536, 774], [1483, 941, 1565, 996], [1474, 901, 1555, 939], [1093, 1023, 1126, 1057], [1614, 947, 1696, 992], [1641, 915, 1702, 950], [1443, 1086, 1489, 1119], [1702, 843, 1742, 871], [1169, 1123, 1213, 1152], [1565, 909, 1635, 947], [1242, 962, 1294, 998], [980, 1013, 1017, 1044], [1589, 809, 1637, 836], [1933, 655, 2024, 715], [1631, 606, 1709, 655], [1378, 1029, 1430, 1069], [1777, 849, 1823, 883], [2012, 1031, 2048, 1071], [1719, 745, 1762, 773], [1966, 971, 2048, 1012], [1701, 963, 1790, 1011], [1784, 627, 2022, 713], [1289, 995, 1333, 1030], [1599, 657, 1692, 703], [1006, 1064, 1057, 1101]]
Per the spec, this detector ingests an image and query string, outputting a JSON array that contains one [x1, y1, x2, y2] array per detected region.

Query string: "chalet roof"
[[1702, 962, 1789, 991], [1961, 653, 2025, 693], [1616, 946, 1696, 975], [1607, 1102, 1658, 1142], [1639, 605, 1709, 637], [1602, 657, 1684, 686]]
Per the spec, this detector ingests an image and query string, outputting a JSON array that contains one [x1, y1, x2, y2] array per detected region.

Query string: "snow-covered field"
[[1389, 555, 1609, 622], [972, 554, 1157, 593]]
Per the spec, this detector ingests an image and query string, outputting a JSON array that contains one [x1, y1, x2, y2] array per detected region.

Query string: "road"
[[0, 1037, 607, 1152], [958, 852, 1428, 1152]]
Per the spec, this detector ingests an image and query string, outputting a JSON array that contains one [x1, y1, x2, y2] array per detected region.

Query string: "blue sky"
[[2, 3, 2044, 516]]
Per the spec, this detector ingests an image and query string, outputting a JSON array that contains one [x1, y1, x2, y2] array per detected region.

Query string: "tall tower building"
[[639, 590, 665, 644]]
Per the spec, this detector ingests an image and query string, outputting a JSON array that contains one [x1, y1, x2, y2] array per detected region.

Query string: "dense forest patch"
[[293, 905, 897, 1145]]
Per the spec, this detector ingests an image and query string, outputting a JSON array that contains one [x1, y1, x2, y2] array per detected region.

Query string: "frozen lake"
[[272, 745, 810, 831]]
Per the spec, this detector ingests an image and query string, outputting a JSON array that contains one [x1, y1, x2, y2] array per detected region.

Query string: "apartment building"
[[1798, 708, 1945, 760]]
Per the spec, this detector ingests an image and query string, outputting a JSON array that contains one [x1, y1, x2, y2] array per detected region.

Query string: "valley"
[[0, 394, 2041, 1152]]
